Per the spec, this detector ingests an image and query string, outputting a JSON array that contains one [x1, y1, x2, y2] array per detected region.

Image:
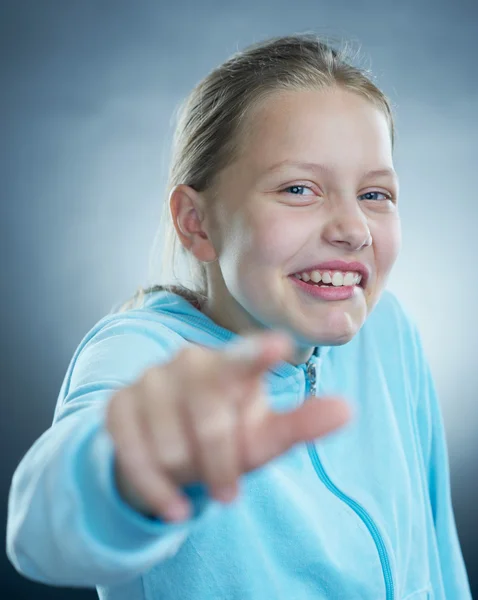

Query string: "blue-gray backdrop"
[[1, 0, 476, 598]]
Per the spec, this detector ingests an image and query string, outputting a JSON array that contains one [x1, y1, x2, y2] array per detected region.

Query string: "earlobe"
[[169, 184, 218, 263]]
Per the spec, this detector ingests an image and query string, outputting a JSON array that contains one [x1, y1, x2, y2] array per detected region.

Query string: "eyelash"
[[282, 185, 394, 202]]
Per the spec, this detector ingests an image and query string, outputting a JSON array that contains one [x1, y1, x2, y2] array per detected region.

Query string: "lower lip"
[[289, 276, 361, 300]]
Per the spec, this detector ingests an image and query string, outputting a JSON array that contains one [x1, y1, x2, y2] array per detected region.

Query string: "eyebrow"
[[264, 160, 398, 181]]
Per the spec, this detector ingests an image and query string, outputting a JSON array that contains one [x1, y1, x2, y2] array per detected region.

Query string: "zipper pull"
[[306, 357, 317, 397]]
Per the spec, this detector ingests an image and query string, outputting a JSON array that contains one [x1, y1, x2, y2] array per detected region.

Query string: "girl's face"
[[192, 87, 401, 364]]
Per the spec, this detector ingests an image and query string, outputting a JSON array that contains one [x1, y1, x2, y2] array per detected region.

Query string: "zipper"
[[156, 304, 396, 598], [304, 352, 395, 600]]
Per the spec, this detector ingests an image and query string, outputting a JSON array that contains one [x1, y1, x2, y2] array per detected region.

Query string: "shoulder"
[[364, 289, 425, 403], [81, 307, 186, 354], [366, 289, 422, 355], [62, 308, 188, 399], [368, 289, 418, 333]]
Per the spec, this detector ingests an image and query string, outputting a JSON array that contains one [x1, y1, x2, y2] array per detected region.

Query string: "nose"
[[321, 198, 372, 251]]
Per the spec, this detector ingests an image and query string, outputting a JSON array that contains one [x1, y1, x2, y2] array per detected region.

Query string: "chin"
[[306, 316, 365, 347], [323, 332, 358, 346], [287, 323, 360, 350]]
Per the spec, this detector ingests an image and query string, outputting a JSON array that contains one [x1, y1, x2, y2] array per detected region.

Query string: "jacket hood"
[[141, 289, 332, 392]]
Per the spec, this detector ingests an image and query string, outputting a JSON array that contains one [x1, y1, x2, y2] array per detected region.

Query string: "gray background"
[[1, 0, 476, 598]]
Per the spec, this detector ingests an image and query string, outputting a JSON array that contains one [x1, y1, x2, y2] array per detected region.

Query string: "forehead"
[[236, 87, 393, 177]]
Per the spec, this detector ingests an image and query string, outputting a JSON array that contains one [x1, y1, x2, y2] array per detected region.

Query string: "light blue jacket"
[[6, 289, 472, 599]]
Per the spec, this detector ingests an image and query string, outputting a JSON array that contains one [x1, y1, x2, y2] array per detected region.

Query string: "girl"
[[6, 34, 472, 600]]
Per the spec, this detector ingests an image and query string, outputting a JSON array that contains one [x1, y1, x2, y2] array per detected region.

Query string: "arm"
[[6, 316, 216, 587]]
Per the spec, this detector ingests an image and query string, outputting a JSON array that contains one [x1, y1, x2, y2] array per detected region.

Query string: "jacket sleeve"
[[6, 315, 218, 587], [412, 322, 473, 599]]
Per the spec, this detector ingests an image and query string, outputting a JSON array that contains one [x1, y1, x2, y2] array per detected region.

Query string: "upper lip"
[[289, 260, 370, 288]]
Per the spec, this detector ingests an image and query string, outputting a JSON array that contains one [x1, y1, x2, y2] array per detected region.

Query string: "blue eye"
[[282, 187, 394, 201], [359, 191, 393, 201], [283, 185, 314, 195]]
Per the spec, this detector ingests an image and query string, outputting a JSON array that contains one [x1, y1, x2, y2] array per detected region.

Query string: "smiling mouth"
[[289, 275, 361, 301], [289, 273, 365, 289]]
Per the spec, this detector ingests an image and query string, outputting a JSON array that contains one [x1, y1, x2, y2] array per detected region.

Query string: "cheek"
[[246, 209, 307, 266], [373, 218, 402, 274]]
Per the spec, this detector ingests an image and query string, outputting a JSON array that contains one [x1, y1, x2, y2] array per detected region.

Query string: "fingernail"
[[165, 500, 190, 522], [215, 485, 237, 503]]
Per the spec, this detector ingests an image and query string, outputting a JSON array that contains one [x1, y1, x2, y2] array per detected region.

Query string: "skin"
[[170, 86, 401, 366]]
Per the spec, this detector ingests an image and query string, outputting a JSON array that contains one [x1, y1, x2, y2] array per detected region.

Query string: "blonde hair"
[[117, 33, 396, 313]]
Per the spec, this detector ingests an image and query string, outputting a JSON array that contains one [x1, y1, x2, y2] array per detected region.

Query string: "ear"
[[169, 184, 218, 263]]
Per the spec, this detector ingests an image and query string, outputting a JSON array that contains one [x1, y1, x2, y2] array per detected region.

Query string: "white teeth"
[[332, 272, 344, 286], [310, 271, 322, 283], [294, 270, 363, 287], [343, 272, 356, 286]]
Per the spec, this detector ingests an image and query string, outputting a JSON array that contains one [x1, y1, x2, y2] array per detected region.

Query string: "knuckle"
[[116, 441, 147, 472], [142, 365, 161, 384], [141, 366, 164, 392], [118, 459, 144, 487], [178, 344, 212, 370], [179, 345, 202, 367], [177, 344, 194, 358], [106, 390, 129, 431], [156, 444, 188, 473], [196, 412, 233, 443]]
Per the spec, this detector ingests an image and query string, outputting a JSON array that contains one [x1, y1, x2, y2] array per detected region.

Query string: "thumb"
[[222, 330, 295, 377]]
